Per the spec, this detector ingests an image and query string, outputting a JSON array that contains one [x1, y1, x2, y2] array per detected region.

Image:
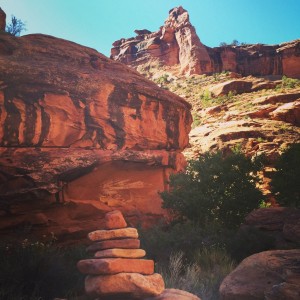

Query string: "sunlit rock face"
[[0, 32, 192, 237], [111, 6, 300, 78]]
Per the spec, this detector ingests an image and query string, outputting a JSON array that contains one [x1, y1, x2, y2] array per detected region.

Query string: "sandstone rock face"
[[219, 249, 300, 300], [111, 6, 212, 76], [244, 207, 300, 247], [111, 7, 300, 78], [0, 8, 5, 31], [105, 210, 127, 229], [88, 228, 138, 241], [0, 32, 192, 235], [86, 238, 140, 252]]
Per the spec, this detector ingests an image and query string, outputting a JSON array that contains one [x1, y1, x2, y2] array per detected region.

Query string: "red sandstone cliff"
[[111, 7, 300, 79], [0, 32, 192, 239]]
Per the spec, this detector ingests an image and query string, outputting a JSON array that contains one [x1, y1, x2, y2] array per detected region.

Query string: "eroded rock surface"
[[0, 7, 5, 31], [0, 31, 192, 238], [220, 249, 300, 300], [111, 6, 300, 78]]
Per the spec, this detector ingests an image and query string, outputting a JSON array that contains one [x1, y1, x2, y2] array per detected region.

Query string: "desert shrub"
[[281, 75, 300, 89], [5, 15, 26, 36], [228, 226, 276, 261], [0, 237, 86, 300], [270, 143, 300, 207], [158, 249, 235, 300], [161, 151, 265, 229], [139, 221, 231, 263]]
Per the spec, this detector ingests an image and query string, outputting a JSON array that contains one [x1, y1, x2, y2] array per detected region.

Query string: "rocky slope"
[[111, 6, 300, 78], [0, 30, 191, 241]]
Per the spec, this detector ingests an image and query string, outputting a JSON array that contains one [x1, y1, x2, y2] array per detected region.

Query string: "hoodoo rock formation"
[[111, 7, 300, 78], [0, 30, 192, 238]]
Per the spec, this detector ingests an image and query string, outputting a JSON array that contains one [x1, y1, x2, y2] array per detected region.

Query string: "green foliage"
[[5, 15, 26, 36], [281, 75, 300, 89], [270, 143, 300, 207], [0, 237, 86, 300], [155, 73, 169, 85], [161, 151, 264, 228], [228, 226, 276, 261]]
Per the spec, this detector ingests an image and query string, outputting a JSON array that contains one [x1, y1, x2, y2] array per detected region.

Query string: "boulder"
[[270, 100, 300, 126], [85, 273, 165, 298], [220, 249, 300, 300], [146, 288, 201, 299], [209, 80, 253, 96]]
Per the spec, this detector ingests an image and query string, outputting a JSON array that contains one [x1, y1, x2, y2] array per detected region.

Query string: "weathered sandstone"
[[77, 258, 154, 275], [146, 288, 201, 300], [88, 228, 138, 241], [94, 248, 146, 258], [111, 7, 300, 78], [85, 273, 165, 298], [0, 27, 192, 236], [220, 249, 300, 300], [0, 7, 5, 31], [86, 238, 140, 252], [105, 210, 127, 229]]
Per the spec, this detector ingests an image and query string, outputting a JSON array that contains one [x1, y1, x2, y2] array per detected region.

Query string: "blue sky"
[[1, 0, 299, 57]]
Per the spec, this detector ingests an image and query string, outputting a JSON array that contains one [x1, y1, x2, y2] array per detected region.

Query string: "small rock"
[[85, 273, 165, 298], [77, 258, 154, 275], [88, 228, 138, 241], [86, 238, 140, 252], [94, 248, 146, 259], [146, 288, 201, 299], [104, 210, 127, 229]]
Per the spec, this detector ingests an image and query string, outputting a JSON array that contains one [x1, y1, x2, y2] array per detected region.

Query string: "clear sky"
[[1, 0, 299, 57]]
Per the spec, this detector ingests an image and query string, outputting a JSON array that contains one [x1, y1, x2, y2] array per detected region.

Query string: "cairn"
[[77, 210, 165, 299]]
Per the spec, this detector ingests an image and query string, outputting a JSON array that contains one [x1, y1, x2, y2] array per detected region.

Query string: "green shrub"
[[281, 75, 300, 89], [270, 143, 300, 207], [161, 151, 265, 229], [0, 237, 86, 300]]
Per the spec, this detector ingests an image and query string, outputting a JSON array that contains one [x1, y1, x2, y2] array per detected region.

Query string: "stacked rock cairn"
[[77, 210, 165, 299]]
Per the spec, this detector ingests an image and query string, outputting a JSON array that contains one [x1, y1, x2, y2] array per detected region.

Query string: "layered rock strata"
[[111, 7, 300, 78], [0, 29, 192, 232]]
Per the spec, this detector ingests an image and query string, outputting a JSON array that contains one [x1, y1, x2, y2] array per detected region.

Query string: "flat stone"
[[105, 210, 127, 229], [86, 238, 140, 252], [146, 288, 201, 299], [94, 248, 146, 258], [85, 273, 165, 298], [88, 228, 138, 241], [77, 258, 154, 275]]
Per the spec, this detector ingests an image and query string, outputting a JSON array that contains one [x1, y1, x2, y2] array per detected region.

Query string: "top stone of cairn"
[[104, 210, 127, 229]]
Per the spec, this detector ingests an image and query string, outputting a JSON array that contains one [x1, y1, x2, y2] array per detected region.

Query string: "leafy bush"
[[270, 143, 300, 207], [0, 237, 86, 300], [5, 15, 26, 36], [161, 151, 264, 229]]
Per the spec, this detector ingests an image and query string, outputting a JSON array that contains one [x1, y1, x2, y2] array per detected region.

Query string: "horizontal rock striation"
[[111, 6, 300, 78], [0, 30, 192, 235]]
